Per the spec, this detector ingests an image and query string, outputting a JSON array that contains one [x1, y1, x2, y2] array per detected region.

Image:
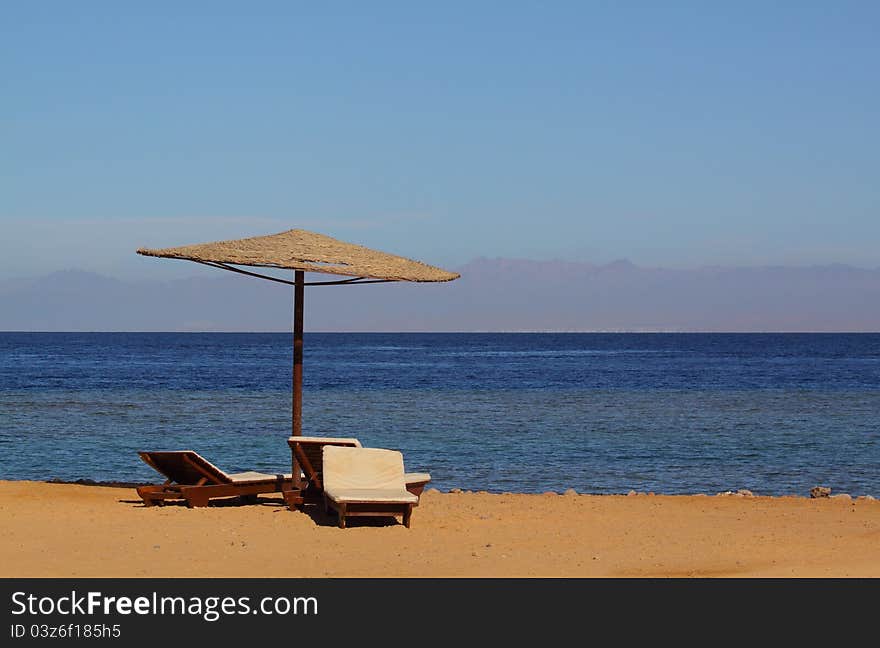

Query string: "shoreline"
[[2, 480, 879, 577], [28, 478, 880, 500]]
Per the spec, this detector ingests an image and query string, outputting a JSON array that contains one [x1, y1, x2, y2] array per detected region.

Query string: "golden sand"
[[1, 481, 878, 578]]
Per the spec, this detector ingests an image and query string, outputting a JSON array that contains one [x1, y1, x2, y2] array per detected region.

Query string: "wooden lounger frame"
[[324, 498, 414, 529], [137, 451, 292, 508], [284, 437, 361, 509]]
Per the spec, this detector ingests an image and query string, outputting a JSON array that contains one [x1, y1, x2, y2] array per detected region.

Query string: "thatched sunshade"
[[137, 228, 459, 283], [137, 228, 459, 504]]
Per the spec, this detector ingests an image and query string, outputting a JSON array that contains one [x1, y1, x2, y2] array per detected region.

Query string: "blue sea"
[[0, 333, 878, 496]]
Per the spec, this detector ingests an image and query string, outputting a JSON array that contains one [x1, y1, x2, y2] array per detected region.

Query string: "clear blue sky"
[[2, 2, 878, 279]]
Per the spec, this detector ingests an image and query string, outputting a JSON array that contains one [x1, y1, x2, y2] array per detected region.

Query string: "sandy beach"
[[1, 480, 878, 578]]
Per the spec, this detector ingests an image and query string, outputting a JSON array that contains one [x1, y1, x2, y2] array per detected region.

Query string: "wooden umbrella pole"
[[292, 270, 304, 437], [285, 270, 306, 506]]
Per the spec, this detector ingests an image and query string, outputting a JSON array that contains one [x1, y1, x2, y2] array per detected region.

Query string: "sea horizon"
[[3, 330, 880, 334]]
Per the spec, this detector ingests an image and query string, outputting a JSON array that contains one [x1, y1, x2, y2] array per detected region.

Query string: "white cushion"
[[323, 447, 417, 504], [227, 471, 292, 483], [324, 487, 418, 504]]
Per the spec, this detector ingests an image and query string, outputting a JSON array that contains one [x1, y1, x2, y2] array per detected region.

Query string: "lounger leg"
[[283, 489, 303, 512], [403, 504, 413, 528], [137, 486, 171, 507], [186, 494, 210, 508], [338, 504, 346, 529], [137, 488, 153, 506]]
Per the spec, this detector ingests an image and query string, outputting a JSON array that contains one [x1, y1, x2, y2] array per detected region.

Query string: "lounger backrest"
[[138, 451, 231, 485], [322, 446, 406, 491], [287, 437, 362, 479]]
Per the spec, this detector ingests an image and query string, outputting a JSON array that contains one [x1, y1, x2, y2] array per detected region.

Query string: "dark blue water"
[[0, 333, 878, 496]]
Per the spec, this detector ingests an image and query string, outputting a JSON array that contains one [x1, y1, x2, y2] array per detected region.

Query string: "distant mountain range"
[[1, 258, 879, 332]]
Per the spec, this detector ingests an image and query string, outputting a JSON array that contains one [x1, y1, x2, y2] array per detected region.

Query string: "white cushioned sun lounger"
[[322, 446, 419, 528]]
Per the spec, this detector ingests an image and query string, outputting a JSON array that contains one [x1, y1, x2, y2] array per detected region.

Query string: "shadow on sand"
[[122, 494, 402, 527]]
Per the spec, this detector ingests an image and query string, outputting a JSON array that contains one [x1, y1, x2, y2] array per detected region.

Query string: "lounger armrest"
[[404, 473, 431, 498]]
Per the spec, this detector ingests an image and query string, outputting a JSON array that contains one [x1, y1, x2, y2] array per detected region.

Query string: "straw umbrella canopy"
[[137, 228, 459, 449], [138, 228, 460, 284]]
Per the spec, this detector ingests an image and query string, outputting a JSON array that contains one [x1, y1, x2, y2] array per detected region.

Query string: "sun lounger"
[[322, 446, 419, 528], [137, 450, 292, 508], [286, 436, 431, 509]]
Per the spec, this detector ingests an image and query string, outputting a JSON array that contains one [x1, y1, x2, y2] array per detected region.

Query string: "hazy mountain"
[[1, 260, 879, 332]]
